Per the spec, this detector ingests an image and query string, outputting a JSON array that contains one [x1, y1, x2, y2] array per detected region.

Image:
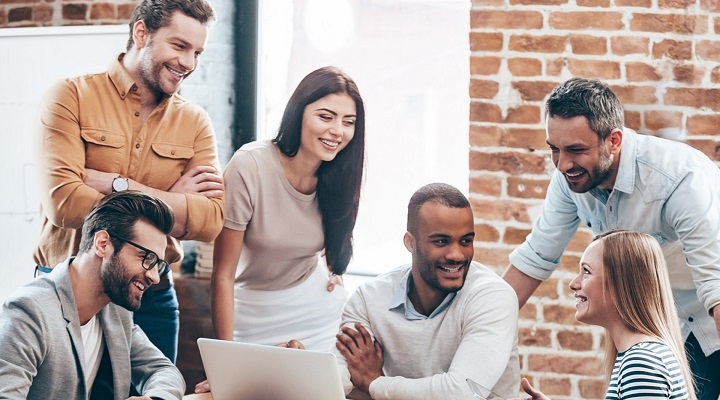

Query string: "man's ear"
[[93, 230, 112, 258], [607, 128, 623, 155], [403, 232, 415, 253], [132, 20, 149, 49]]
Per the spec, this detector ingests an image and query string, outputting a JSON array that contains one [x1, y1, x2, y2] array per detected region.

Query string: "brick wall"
[[470, 0, 720, 399], [0, 0, 138, 27]]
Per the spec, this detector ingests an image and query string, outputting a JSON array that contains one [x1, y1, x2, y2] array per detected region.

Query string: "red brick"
[[118, 3, 135, 20], [578, 0, 610, 5], [626, 62, 661, 82], [512, 0, 568, 4], [570, 35, 607, 55], [566, 229, 593, 252], [519, 302, 537, 320], [476, 223, 501, 242], [549, 11, 624, 30], [471, 10, 543, 29], [686, 139, 720, 161], [631, 13, 707, 34], [471, 0, 505, 5], [512, 81, 558, 102], [509, 35, 566, 53], [716, 16, 720, 34], [659, 0, 695, 7], [527, 354, 603, 375], [546, 58, 566, 76], [616, 0, 652, 5], [700, 0, 720, 11], [698, 40, 720, 61], [645, 110, 682, 131], [470, 79, 499, 99], [687, 114, 720, 135], [8, 6, 31, 22], [557, 329, 594, 351], [503, 226, 531, 245], [610, 36, 649, 56], [579, 378, 607, 399], [567, 59, 620, 79], [543, 304, 582, 325], [470, 124, 503, 147], [673, 65, 705, 85], [507, 176, 549, 199], [713, 66, 720, 83], [534, 277, 561, 300], [33, 3, 51, 22], [664, 88, 720, 111], [473, 246, 512, 268], [505, 128, 547, 150], [559, 254, 582, 273], [505, 105, 541, 124], [652, 39, 692, 60], [469, 174, 502, 197], [469, 151, 546, 175], [90, 2, 115, 19], [625, 110, 642, 130], [508, 58, 542, 76], [470, 101, 503, 123], [538, 377, 572, 396], [469, 198, 533, 223], [0, 9, 6, 26], [470, 32, 503, 52], [519, 327, 552, 347], [0, 0, 41, 3], [62, 3, 86, 20], [609, 85, 657, 105], [470, 56, 501, 75]]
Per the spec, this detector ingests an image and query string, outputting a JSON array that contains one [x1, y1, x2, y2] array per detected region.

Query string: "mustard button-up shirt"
[[33, 54, 224, 267]]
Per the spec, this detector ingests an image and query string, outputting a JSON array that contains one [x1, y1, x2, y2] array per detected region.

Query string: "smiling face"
[[101, 220, 165, 311], [405, 202, 475, 310], [134, 11, 208, 97], [546, 116, 620, 193], [297, 92, 357, 164], [570, 239, 621, 328]]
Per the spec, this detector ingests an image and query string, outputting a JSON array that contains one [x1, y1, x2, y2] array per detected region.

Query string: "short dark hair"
[[407, 183, 470, 235], [126, 0, 216, 51], [274, 66, 366, 275], [78, 191, 174, 254], [546, 78, 624, 140]]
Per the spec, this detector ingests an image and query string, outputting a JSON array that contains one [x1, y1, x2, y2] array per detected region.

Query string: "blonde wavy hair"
[[595, 230, 695, 399]]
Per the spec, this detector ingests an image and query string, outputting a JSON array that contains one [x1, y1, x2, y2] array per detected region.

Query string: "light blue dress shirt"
[[388, 268, 457, 320], [510, 128, 720, 356]]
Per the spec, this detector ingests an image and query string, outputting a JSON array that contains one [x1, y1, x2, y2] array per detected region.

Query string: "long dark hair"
[[273, 66, 365, 275]]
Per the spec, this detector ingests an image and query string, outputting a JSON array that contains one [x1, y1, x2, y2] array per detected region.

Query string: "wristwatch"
[[111, 176, 129, 193]]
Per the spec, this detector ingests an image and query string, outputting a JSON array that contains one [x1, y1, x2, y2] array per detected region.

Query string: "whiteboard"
[[0, 25, 128, 302]]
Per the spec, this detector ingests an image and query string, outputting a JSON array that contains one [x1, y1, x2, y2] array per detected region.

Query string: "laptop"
[[197, 338, 346, 400]]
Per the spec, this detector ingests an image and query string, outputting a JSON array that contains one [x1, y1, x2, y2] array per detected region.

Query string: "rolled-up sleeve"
[[509, 170, 582, 281], [34, 80, 99, 230]]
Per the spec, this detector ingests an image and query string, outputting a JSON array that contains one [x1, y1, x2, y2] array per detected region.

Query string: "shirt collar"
[[611, 127, 638, 194], [388, 267, 457, 320], [108, 53, 138, 100]]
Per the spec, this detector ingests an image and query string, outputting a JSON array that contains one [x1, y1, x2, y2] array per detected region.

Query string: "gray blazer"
[[0, 258, 185, 399]]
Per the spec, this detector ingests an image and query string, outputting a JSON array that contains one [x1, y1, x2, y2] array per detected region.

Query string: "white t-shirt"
[[80, 315, 104, 393]]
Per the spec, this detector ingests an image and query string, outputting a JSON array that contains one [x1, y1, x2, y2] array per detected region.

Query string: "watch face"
[[112, 177, 129, 192]]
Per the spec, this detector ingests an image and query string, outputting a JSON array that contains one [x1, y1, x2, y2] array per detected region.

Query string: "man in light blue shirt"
[[503, 77, 720, 400]]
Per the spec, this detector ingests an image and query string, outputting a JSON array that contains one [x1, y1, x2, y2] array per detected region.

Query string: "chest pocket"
[[81, 129, 126, 172], [576, 208, 604, 234], [148, 143, 194, 189]]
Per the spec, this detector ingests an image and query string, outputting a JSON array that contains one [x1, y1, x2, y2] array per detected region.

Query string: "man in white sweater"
[[335, 183, 520, 400]]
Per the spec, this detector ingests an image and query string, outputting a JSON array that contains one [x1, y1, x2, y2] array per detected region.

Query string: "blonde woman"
[[521, 230, 695, 400]]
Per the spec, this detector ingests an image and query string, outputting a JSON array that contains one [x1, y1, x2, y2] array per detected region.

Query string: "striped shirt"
[[606, 341, 689, 399]]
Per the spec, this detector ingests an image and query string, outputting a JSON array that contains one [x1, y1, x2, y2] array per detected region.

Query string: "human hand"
[[169, 166, 224, 198], [276, 339, 305, 349], [194, 379, 211, 393], [84, 168, 116, 195], [327, 273, 344, 292], [712, 306, 720, 338], [126, 396, 153, 400], [336, 323, 383, 394], [520, 377, 551, 400]]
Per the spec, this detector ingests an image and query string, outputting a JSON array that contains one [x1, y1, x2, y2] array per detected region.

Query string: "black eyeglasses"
[[113, 236, 170, 276]]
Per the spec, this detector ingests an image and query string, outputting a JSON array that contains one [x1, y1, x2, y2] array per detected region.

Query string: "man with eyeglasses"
[[0, 191, 185, 399]]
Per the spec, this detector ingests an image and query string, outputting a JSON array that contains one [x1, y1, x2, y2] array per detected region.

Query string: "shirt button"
[[171, 149, 176, 155], [135, 143, 141, 149], [134, 111, 140, 117], [689, 317, 694, 322], [609, 206, 613, 212], [100, 136, 106, 141]]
